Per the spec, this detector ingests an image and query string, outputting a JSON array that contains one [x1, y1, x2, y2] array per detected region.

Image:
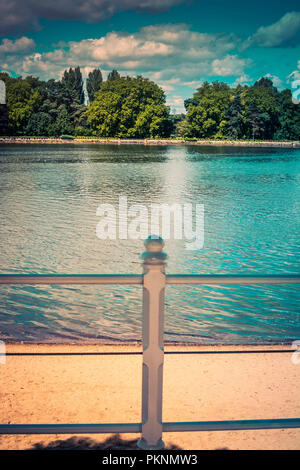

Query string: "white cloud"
[[0, 37, 36, 56], [244, 12, 300, 48], [0, 23, 252, 111], [1, 24, 243, 84], [231, 74, 252, 87], [157, 82, 176, 92], [183, 80, 203, 89], [212, 55, 249, 77]]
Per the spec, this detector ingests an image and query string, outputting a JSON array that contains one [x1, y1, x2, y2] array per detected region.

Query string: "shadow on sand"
[[31, 434, 181, 450]]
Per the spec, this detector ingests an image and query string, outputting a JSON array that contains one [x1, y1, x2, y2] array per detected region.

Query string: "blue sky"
[[1, 0, 300, 112]]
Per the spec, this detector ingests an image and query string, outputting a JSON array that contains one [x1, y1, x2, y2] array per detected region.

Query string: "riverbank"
[[0, 343, 299, 450], [1, 137, 300, 148]]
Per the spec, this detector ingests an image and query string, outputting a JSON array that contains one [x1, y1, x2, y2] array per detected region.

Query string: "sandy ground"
[[0, 343, 299, 450]]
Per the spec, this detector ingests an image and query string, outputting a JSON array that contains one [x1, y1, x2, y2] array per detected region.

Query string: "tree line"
[[0, 67, 299, 140]]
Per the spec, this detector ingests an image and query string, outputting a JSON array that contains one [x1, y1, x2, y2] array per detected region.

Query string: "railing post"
[[137, 236, 167, 450]]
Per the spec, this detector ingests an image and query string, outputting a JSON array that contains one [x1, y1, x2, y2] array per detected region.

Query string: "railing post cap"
[[144, 235, 164, 252], [141, 235, 167, 266]]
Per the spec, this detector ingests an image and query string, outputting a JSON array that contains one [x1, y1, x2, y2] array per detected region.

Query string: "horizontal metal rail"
[[0, 274, 142, 285], [1, 418, 300, 435], [1, 238, 299, 448], [3, 349, 294, 356], [163, 418, 300, 432], [166, 274, 300, 285], [0, 274, 299, 285], [0, 423, 141, 434]]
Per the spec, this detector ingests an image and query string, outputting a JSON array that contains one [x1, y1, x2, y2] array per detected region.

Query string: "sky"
[[1, 0, 300, 113]]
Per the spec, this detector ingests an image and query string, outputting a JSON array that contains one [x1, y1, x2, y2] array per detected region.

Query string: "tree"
[[61, 67, 84, 105], [134, 103, 172, 138], [245, 99, 266, 140], [243, 77, 279, 139], [107, 70, 120, 81], [40, 79, 69, 110], [47, 104, 74, 136], [86, 75, 171, 138], [175, 119, 193, 138], [86, 69, 103, 102], [186, 82, 233, 138], [273, 89, 300, 140], [184, 98, 199, 111], [169, 113, 186, 137], [25, 112, 52, 136], [225, 94, 244, 139], [1, 70, 300, 141], [87, 91, 121, 136], [5, 77, 41, 134]]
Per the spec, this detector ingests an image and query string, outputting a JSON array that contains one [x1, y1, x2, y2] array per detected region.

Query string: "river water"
[[0, 143, 299, 344]]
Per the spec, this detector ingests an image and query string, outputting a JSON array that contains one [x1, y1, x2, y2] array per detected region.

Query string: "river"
[[0, 143, 299, 344]]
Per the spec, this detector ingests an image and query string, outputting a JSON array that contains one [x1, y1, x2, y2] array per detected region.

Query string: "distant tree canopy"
[[61, 66, 84, 105], [185, 81, 232, 139], [107, 70, 120, 81], [86, 69, 103, 103], [183, 78, 300, 140], [0, 69, 87, 136], [0, 69, 300, 140], [3, 75, 42, 135], [86, 75, 172, 138]]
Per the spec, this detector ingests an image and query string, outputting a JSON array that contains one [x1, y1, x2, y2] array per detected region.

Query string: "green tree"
[[61, 67, 84, 105], [273, 89, 300, 140], [225, 94, 244, 139], [5, 77, 41, 134], [87, 91, 121, 136], [175, 119, 193, 138], [134, 103, 171, 138], [86, 69, 103, 102], [25, 112, 52, 136], [107, 70, 120, 81], [86, 75, 171, 138], [186, 82, 233, 138], [243, 77, 279, 139], [169, 113, 186, 137], [47, 104, 74, 136], [245, 99, 266, 140]]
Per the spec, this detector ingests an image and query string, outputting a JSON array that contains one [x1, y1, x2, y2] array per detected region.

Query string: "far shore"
[[1, 137, 300, 148]]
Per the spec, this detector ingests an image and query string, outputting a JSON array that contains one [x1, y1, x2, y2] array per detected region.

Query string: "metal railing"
[[0, 236, 300, 449]]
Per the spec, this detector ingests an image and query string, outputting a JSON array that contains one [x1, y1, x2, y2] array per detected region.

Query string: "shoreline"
[[1, 137, 300, 148], [1, 343, 299, 450]]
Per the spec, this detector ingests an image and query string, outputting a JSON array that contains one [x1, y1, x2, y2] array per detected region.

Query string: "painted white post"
[[137, 236, 167, 450]]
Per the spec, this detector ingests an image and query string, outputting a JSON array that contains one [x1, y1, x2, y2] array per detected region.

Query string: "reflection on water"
[[0, 143, 299, 344]]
